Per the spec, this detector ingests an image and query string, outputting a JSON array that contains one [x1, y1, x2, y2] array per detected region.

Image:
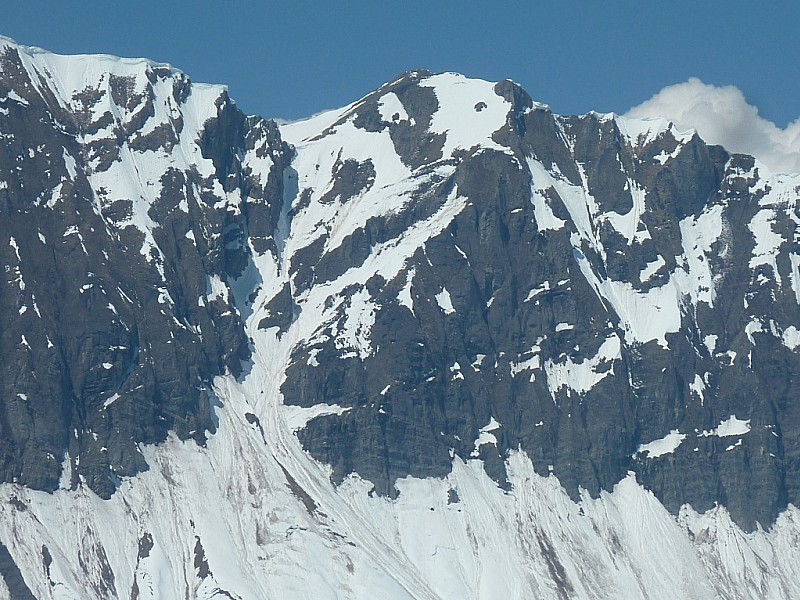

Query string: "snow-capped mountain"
[[1, 36, 800, 599]]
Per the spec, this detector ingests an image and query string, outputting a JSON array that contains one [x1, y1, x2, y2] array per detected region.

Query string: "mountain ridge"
[[2, 36, 800, 599]]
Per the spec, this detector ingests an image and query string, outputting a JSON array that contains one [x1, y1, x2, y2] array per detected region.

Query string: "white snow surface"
[[527, 140, 714, 348], [397, 267, 416, 315], [783, 326, 800, 351], [4, 411, 800, 600], [434, 287, 455, 315], [640, 254, 666, 283], [635, 430, 687, 458], [713, 416, 752, 438], [378, 92, 410, 123], [749, 208, 783, 273], [544, 334, 621, 397], [699, 415, 752, 438], [509, 349, 541, 382], [334, 288, 378, 359], [420, 73, 512, 158], [471, 417, 501, 457], [690, 374, 707, 405], [571, 193, 728, 347], [527, 157, 567, 231], [617, 115, 694, 151]]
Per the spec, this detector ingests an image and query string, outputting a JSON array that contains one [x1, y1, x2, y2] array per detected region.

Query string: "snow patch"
[[420, 73, 512, 158], [335, 288, 379, 360], [397, 267, 415, 315], [714, 416, 751, 437], [789, 254, 800, 304], [617, 115, 688, 150], [635, 430, 687, 458], [3, 89, 29, 106], [700, 415, 751, 438], [525, 281, 550, 302], [435, 288, 455, 315], [449, 362, 464, 381], [676, 204, 724, 307], [103, 393, 121, 408], [745, 319, 763, 345], [282, 403, 351, 432], [782, 326, 800, 351], [9, 236, 20, 260], [544, 334, 621, 397], [377, 92, 409, 123], [748, 209, 783, 275], [206, 274, 229, 304], [528, 159, 567, 231], [471, 417, 501, 457], [725, 439, 743, 452], [640, 255, 665, 283], [509, 347, 541, 382], [576, 250, 682, 348], [689, 374, 706, 405]]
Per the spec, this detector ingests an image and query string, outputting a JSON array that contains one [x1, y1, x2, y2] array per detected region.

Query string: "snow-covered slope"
[[2, 37, 800, 599]]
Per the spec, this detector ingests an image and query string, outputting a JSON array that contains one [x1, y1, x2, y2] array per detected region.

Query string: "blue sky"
[[2, 1, 798, 127]]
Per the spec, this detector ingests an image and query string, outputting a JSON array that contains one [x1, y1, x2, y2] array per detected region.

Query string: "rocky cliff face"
[[0, 36, 290, 498], [2, 37, 800, 600], [277, 71, 800, 531]]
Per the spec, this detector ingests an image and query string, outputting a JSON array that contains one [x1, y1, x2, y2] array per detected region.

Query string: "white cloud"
[[624, 78, 800, 174]]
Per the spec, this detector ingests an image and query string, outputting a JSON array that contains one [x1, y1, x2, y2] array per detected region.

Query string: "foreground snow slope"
[[3, 329, 800, 599]]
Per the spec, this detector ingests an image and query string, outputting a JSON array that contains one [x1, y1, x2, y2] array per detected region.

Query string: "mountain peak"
[[0, 34, 228, 130], [0, 33, 180, 79]]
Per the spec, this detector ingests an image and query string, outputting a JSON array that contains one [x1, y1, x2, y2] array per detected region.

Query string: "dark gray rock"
[[0, 540, 36, 600], [0, 43, 291, 498], [280, 75, 800, 531]]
